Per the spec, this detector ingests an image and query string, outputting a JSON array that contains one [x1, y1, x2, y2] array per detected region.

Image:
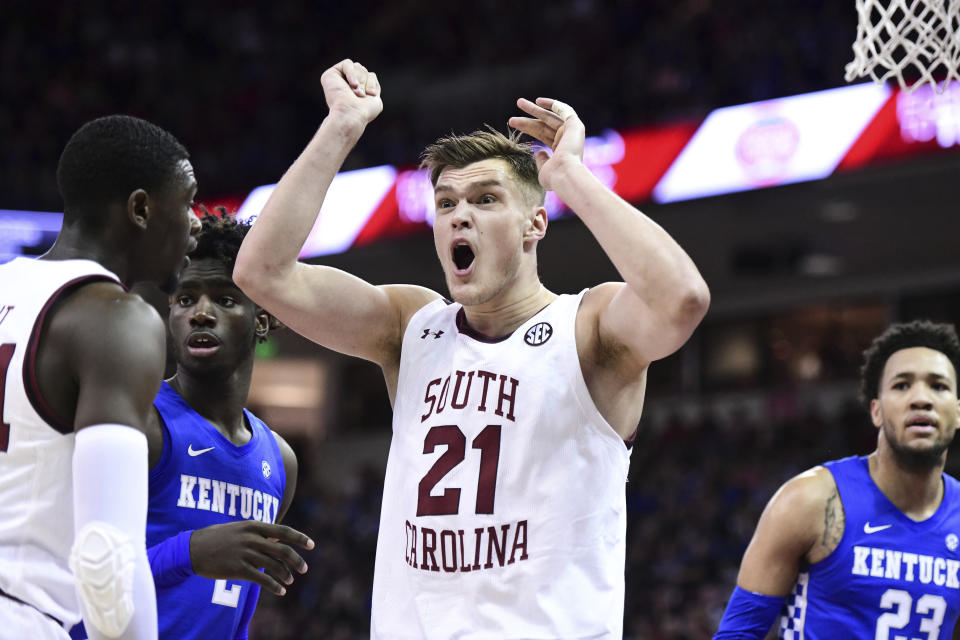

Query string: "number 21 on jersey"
[[417, 424, 501, 516]]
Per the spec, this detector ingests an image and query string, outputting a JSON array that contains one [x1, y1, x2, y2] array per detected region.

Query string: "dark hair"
[[190, 207, 278, 341], [420, 128, 545, 205], [859, 320, 960, 407], [57, 114, 189, 227], [192, 207, 250, 268]]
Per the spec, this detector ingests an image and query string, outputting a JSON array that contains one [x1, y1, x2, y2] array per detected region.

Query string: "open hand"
[[508, 97, 585, 192], [321, 58, 383, 131], [189, 520, 315, 596]]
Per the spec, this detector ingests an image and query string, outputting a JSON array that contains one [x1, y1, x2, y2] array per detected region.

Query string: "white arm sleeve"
[[71, 424, 157, 640]]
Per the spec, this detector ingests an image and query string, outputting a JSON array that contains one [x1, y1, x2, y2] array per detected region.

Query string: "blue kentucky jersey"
[[779, 455, 960, 639], [148, 381, 286, 640]]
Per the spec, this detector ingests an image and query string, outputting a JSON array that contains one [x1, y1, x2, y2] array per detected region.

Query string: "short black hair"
[[57, 114, 189, 228], [859, 320, 960, 407], [191, 207, 250, 268], [190, 208, 278, 341]]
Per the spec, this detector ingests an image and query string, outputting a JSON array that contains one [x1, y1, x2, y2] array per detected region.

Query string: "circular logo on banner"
[[734, 116, 800, 187], [262, 460, 272, 479], [524, 322, 553, 346]]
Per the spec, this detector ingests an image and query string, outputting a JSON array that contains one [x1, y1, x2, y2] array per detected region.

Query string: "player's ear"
[[523, 206, 547, 244], [254, 308, 271, 338], [869, 398, 883, 428], [127, 189, 150, 230], [254, 308, 283, 342]]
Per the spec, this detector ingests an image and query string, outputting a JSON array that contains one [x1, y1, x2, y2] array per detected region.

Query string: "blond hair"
[[420, 128, 545, 205]]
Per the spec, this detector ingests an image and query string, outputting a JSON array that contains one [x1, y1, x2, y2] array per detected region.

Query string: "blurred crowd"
[[250, 393, 881, 640], [3, 0, 853, 212], [3, 2, 887, 637]]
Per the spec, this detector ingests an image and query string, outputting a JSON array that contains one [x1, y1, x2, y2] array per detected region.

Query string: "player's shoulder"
[[384, 284, 443, 317], [61, 281, 161, 328], [51, 284, 165, 365], [270, 429, 296, 459], [268, 428, 298, 479], [767, 465, 838, 519], [579, 282, 621, 311]]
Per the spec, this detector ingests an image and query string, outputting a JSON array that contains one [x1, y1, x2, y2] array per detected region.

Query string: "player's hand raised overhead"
[[189, 521, 315, 596], [322, 58, 383, 131], [508, 97, 586, 192]]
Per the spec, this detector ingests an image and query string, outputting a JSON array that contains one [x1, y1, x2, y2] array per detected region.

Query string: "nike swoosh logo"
[[864, 522, 892, 534], [187, 445, 215, 457]]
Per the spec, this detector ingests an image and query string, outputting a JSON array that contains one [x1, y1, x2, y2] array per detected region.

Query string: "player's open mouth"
[[906, 415, 938, 431], [452, 241, 475, 276], [187, 332, 221, 356]]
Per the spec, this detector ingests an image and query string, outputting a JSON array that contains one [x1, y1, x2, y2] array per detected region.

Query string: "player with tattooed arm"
[[715, 320, 960, 639]]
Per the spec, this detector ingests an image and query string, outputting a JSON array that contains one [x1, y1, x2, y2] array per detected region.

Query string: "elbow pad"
[[70, 522, 137, 638], [70, 424, 154, 639]]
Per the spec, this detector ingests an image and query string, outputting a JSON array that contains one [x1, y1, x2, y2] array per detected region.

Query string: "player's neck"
[[42, 229, 130, 284], [868, 449, 946, 521], [168, 361, 253, 441], [460, 282, 556, 338]]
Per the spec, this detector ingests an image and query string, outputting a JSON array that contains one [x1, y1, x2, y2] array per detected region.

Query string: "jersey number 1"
[[417, 424, 501, 516], [0, 344, 14, 452]]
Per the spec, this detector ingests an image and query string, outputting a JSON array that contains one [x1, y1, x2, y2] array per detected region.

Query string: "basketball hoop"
[[845, 0, 960, 93]]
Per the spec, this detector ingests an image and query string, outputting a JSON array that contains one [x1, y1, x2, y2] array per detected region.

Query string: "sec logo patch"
[[524, 322, 553, 346]]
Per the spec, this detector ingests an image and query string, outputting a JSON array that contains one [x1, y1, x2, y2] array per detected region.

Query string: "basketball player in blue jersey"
[[71, 213, 314, 640], [715, 320, 960, 639], [234, 59, 709, 639]]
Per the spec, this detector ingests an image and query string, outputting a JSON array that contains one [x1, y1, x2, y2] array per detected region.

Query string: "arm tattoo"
[[821, 488, 845, 551]]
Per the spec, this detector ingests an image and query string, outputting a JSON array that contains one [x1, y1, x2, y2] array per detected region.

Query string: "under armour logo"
[[421, 329, 444, 339]]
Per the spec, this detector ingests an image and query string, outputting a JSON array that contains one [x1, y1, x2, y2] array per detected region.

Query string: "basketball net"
[[845, 0, 960, 93]]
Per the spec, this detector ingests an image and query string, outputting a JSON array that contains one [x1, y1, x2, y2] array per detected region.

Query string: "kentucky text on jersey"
[[421, 369, 519, 423], [405, 519, 529, 572], [176, 473, 279, 523], [852, 545, 960, 588]]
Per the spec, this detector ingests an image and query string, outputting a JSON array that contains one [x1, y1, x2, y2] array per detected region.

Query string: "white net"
[[845, 0, 960, 93]]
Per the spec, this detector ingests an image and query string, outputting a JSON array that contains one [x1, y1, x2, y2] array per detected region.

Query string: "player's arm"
[[272, 432, 298, 523], [233, 59, 438, 368], [714, 467, 837, 639], [508, 98, 709, 370], [55, 285, 168, 640]]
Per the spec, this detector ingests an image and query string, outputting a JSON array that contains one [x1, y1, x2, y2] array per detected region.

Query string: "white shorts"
[[0, 595, 70, 640]]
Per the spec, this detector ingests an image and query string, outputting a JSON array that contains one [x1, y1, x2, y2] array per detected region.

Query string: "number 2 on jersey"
[[212, 579, 241, 608], [0, 344, 14, 452], [417, 425, 501, 516]]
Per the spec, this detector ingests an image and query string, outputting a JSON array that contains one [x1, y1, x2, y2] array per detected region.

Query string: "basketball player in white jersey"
[[0, 115, 200, 640], [234, 59, 710, 638]]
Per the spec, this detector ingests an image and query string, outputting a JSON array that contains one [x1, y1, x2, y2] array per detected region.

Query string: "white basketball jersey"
[[372, 292, 632, 640], [0, 257, 121, 628]]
